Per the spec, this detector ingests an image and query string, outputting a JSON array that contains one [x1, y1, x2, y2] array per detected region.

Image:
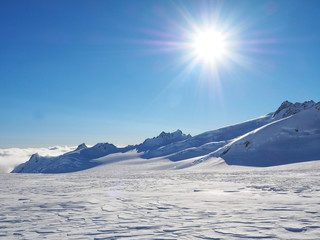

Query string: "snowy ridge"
[[12, 143, 132, 173], [11, 100, 320, 173], [272, 100, 316, 118], [202, 102, 320, 166], [142, 113, 274, 161], [0, 146, 75, 173], [136, 129, 191, 152], [75, 143, 87, 151]]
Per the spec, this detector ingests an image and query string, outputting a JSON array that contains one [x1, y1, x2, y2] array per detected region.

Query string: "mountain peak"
[[76, 143, 87, 151], [11, 99, 320, 173], [138, 129, 191, 151], [30, 153, 40, 161], [273, 100, 316, 118], [93, 142, 117, 152], [158, 129, 184, 138], [273, 100, 293, 117]]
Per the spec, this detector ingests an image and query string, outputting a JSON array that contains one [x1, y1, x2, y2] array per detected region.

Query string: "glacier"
[[11, 100, 320, 173]]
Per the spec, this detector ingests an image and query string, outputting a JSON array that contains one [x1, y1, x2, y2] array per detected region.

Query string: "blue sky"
[[1, 0, 320, 148]]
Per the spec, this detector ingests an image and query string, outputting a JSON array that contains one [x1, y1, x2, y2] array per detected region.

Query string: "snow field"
[[1, 159, 320, 239]]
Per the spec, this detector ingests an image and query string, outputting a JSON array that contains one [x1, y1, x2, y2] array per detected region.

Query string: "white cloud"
[[0, 146, 76, 173]]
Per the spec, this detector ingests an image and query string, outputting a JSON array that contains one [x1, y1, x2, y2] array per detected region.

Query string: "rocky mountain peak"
[[158, 129, 183, 138], [137, 129, 191, 151], [93, 143, 117, 152], [272, 100, 293, 117], [30, 153, 40, 161], [273, 100, 316, 118], [76, 143, 87, 151]]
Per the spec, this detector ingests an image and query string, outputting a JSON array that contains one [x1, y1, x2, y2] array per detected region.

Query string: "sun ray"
[[124, 1, 285, 111]]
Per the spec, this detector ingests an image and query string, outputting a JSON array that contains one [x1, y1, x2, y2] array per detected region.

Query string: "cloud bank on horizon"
[[0, 146, 76, 173]]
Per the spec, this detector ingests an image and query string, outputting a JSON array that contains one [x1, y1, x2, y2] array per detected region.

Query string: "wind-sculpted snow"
[[3, 160, 320, 239]]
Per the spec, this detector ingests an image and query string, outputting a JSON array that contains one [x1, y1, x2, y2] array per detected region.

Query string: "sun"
[[192, 29, 227, 62]]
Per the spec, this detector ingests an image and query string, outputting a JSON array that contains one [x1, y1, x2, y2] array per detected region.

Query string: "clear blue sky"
[[1, 0, 320, 148]]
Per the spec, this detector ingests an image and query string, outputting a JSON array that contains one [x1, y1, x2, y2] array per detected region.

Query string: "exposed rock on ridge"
[[273, 100, 316, 118]]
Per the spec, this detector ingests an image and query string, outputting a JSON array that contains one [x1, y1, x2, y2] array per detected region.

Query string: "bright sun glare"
[[192, 29, 227, 62]]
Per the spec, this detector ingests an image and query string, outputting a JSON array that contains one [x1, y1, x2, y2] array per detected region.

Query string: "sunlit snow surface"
[[1, 157, 320, 239]]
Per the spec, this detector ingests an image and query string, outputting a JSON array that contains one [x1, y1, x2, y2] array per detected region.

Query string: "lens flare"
[[192, 30, 226, 62], [128, 1, 283, 107]]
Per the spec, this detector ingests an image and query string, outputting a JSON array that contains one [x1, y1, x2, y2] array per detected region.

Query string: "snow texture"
[[3, 159, 320, 239]]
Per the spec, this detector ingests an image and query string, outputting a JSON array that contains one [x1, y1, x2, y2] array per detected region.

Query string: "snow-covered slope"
[[12, 143, 133, 173], [11, 100, 320, 173], [204, 101, 320, 166], [141, 99, 316, 161], [0, 146, 75, 173], [142, 113, 274, 160]]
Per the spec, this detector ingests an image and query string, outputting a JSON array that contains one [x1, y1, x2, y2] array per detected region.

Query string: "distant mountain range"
[[12, 100, 320, 173]]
